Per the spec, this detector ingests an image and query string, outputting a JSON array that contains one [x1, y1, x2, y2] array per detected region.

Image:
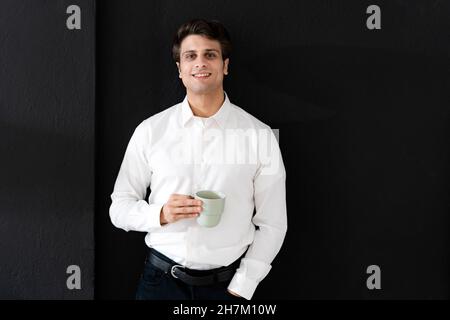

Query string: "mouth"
[[192, 73, 212, 79]]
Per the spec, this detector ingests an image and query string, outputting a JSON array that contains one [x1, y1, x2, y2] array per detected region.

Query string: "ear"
[[223, 58, 229, 75], [176, 62, 181, 78]]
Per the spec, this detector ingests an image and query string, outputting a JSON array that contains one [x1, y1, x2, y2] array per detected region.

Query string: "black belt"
[[148, 249, 239, 286]]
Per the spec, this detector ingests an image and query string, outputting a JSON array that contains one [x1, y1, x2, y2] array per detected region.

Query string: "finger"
[[172, 206, 202, 214], [170, 193, 194, 200], [172, 199, 202, 207], [173, 213, 199, 221]]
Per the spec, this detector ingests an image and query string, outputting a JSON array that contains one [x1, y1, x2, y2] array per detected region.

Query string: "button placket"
[[192, 124, 204, 193], [200, 124, 210, 185]]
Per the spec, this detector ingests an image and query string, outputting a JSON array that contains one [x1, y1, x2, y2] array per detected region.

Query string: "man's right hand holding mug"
[[160, 193, 203, 225]]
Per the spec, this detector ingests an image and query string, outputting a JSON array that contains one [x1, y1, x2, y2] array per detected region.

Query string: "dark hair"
[[172, 19, 232, 63]]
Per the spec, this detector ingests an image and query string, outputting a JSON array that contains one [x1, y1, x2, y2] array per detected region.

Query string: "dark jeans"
[[135, 249, 245, 300]]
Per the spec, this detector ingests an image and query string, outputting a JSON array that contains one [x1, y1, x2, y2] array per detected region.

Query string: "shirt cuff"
[[227, 272, 259, 300], [147, 203, 164, 229]]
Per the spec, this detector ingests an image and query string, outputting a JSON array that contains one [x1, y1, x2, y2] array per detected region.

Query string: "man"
[[109, 19, 287, 300]]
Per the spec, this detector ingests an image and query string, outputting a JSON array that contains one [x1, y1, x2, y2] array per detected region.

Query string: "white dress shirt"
[[109, 93, 287, 299]]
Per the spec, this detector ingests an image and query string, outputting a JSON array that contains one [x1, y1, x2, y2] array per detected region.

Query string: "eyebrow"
[[182, 49, 220, 55]]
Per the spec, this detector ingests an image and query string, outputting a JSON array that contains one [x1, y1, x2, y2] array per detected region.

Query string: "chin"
[[188, 86, 215, 95]]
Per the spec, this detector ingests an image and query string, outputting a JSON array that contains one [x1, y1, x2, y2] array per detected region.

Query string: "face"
[[176, 35, 229, 96]]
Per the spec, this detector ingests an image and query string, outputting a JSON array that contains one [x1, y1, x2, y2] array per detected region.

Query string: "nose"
[[194, 55, 208, 69]]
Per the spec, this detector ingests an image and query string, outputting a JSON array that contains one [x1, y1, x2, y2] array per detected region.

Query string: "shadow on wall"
[[96, 42, 450, 299], [229, 44, 449, 124]]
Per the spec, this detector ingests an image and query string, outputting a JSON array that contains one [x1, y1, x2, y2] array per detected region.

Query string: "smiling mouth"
[[192, 73, 212, 78]]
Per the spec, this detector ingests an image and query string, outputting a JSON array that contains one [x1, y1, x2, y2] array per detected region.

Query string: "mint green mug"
[[194, 190, 226, 227]]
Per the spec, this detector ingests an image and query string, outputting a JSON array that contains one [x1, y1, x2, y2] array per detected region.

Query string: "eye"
[[185, 53, 196, 60], [206, 52, 217, 58]]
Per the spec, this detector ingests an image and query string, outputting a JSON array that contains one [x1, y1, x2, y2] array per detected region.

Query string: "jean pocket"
[[141, 262, 165, 286]]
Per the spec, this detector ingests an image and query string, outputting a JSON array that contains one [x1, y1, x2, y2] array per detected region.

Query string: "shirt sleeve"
[[227, 128, 288, 300], [109, 122, 164, 232]]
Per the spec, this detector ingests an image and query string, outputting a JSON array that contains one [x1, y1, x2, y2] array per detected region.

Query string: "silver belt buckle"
[[170, 265, 185, 279]]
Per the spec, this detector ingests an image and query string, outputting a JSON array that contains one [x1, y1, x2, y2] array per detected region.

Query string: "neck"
[[186, 89, 225, 118]]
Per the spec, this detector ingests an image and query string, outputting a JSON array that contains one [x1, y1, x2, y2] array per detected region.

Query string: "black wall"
[[0, 0, 448, 300], [0, 0, 95, 299], [96, 0, 449, 299]]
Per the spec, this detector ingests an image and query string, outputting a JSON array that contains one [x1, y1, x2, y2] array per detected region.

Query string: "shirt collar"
[[180, 92, 231, 129]]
